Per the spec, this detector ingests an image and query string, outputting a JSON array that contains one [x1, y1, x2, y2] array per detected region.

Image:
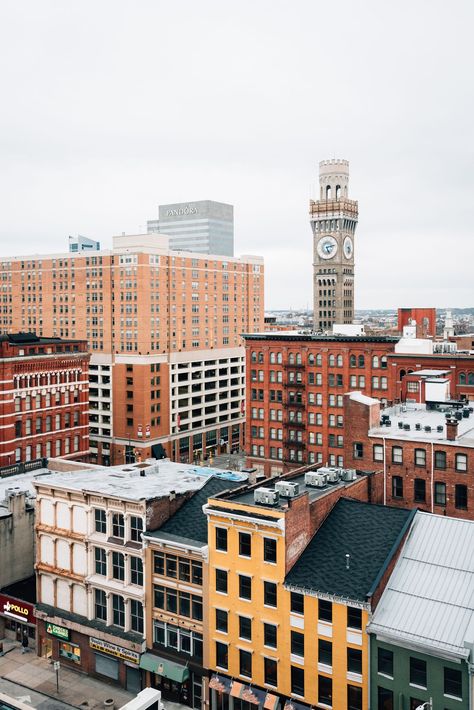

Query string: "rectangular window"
[[153, 585, 165, 609], [318, 676, 332, 707], [414, 448, 426, 467], [94, 588, 107, 621], [192, 560, 203, 585], [291, 666, 304, 696], [216, 641, 228, 670], [392, 476, 403, 499], [239, 649, 252, 678], [239, 532, 251, 557], [347, 647, 362, 674], [456, 453, 468, 472], [353, 442, 363, 459], [318, 638, 332, 666], [444, 667, 462, 699], [455, 484, 468, 510], [215, 609, 228, 633], [264, 581, 277, 607], [290, 592, 304, 614], [434, 450, 446, 469], [131, 600, 143, 633], [373, 444, 384, 462], [179, 559, 190, 583], [130, 516, 143, 542], [264, 657, 278, 687], [392, 446, 403, 464], [112, 594, 125, 627], [347, 685, 363, 710], [94, 547, 106, 575], [215, 527, 228, 551], [347, 606, 362, 630], [263, 538, 277, 563], [179, 592, 190, 617], [94, 509, 106, 534], [434, 482, 446, 506], [239, 616, 252, 640], [414, 478, 426, 503], [112, 513, 124, 538], [216, 569, 228, 594], [112, 552, 124, 581], [166, 555, 177, 579], [410, 657, 427, 688], [378, 647, 394, 677], [239, 575, 252, 600], [291, 630, 304, 658], [192, 595, 203, 621], [130, 556, 143, 586], [319, 599, 332, 622], [153, 551, 164, 575], [264, 623, 277, 648], [377, 687, 393, 710]]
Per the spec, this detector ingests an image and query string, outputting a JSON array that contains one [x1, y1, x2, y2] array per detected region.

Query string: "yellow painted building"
[[204, 475, 414, 710]]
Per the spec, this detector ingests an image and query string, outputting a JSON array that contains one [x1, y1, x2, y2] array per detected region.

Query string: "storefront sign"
[[89, 637, 139, 665], [0, 594, 35, 624], [46, 622, 70, 640]]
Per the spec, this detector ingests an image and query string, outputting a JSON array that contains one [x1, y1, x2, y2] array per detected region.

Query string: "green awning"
[[139, 653, 189, 683]]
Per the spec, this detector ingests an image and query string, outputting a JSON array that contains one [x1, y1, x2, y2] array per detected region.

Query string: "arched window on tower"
[[459, 373, 466, 385], [336, 185, 341, 199], [326, 185, 332, 199]]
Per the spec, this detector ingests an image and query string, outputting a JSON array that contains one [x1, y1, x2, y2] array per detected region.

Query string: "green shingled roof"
[[285, 498, 414, 602]]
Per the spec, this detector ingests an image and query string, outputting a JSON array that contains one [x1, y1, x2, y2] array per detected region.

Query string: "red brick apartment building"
[[0, 333, 90, 467], [0, 234, 264, 465]]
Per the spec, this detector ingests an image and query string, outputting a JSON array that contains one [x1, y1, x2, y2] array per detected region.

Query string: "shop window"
[[59, 641, 81, 664]]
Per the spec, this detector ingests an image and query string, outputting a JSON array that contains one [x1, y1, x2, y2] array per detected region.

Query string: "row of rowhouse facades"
[[31, 458, 474, 710]]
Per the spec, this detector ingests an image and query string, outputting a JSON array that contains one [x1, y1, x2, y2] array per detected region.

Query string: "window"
[[94, 547, 106, 575], [94, 509, 106, 534], [353, 442, 363, 459], [192, 560, 203, 585], [392, 476, 403, 499], [131, 600, 143, 633], [94, 588, 107, 621], [347, 685, 362, 710], [456, 453, 468, 472], [434, 450, 446, 469], [410, 657, 427, 688], [291, 631, 304, 658], [373, 444, 384, 462], [239, 575, 252, 600], [192, 595, 202, 621], [263, 538, 277, 563], [414, 449, 426, 467], [291, 666, 304, 696], [215, 527, 228, 551], [414, 478, 426, 503], [216, 569, 228, 594], [347, 647, 362, 674], [179, 592, 190, 617], [264, 657, 278, 687], [264, 623, 277, 648], [166, 555, 177, 579], [239, 616, 252, 640], [216, 642, 228, 670], [444, 667, 462, 699], [112, 552, 124, 581], [319, 639, 332, 666], [153, 552, 164, 575], [179, 559, 190, 583], [239, 649, 252, 678], [290, 592, 304, 615], [378, 647, 393, 677], [130, 556, 143, 585], [455, 484, 468, 509], [112, 513, 124, 538], [264, 581, 277, 607], [377, 687, 393, 710], [319, 599, 332, 622], [392, 446, 403, 464], [130, 516, 143, 542], [347, 606, 362, 630], [318, 675, 332, 706], [434, 482, 446, 506], [112, 594, 125, 627], [239, 532, 251, 557], [215, 609, 228, 633]]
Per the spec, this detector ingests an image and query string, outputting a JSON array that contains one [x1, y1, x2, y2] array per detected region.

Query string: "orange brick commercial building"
[[242, 333, 399, 476], [0, 234, 264, 465], [0, 333, 90, 467]]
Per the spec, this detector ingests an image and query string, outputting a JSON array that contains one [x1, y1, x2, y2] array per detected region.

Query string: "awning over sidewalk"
[[139, 653, 189, 683], [209, 675, 232, 693]]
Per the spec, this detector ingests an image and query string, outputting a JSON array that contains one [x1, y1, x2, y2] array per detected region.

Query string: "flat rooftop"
[[32, 460, 248, 501], [371, 403, 474, 446], [242, 332, 399, 343]]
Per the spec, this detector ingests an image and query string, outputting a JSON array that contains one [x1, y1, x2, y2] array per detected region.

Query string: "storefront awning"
[[264, 693, 280, 710], [284, 701, 311, 710], [209, 675, 232, 694], [231, 683, 270, 706], [139, 653, 189, 683]]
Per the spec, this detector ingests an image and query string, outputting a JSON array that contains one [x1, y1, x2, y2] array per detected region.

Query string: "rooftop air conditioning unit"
[[274, 481, 300, 498], [341, 468, 357, 482], [254, 488, 280, 506], [319, 467, 340, 483], [305, 471, 327, 488]]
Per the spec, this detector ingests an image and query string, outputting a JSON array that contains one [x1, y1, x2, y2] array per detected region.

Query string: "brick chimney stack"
[[446, 418, 459, 441]]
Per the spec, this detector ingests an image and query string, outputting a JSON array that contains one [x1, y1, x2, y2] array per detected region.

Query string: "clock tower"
[[310, 159, 358, 331]]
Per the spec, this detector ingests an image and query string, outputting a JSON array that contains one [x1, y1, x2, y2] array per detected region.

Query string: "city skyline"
[[1, 0, 473, 312]]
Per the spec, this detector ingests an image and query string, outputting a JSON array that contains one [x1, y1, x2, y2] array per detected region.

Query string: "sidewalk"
[[0, 641, 135, 708]]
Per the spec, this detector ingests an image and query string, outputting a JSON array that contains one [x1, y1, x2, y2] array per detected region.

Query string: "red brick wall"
[[284, 494, 311, 574], [397, 308, 436, 337]]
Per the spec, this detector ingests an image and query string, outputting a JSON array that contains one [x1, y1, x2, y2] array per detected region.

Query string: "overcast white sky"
[[1, 0, 473, 310]]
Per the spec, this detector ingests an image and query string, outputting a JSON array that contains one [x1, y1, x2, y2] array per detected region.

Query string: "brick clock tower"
[[310, 159, 358, 332]]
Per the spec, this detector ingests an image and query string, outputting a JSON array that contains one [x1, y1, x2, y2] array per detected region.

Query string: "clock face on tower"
[[317, 235, 338, 260], [343, 236, 353, 259]]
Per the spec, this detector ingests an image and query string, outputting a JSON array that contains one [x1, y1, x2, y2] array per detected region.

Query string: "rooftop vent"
[[274, 481, 300, 498], [254, 488, 280, 506]]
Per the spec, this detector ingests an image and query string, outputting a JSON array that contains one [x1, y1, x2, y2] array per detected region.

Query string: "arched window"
[[270, 352, 276, 364], [468, 373, 474, 385], [258, 352, 264, 364], [308, 354, 315, 365], [372, 355, 380, 368], [350, 355, 357, 368], [399, 369, 406, 380], [337, 354, 343, 366], [326, 185, 332, 199], [316, 354, 322, 366], [358, 355, 365, 368], [329, 355, 335, 367], [336, 185, 341, 199], [277, 352, 283, 364], [251, 351, 257, 363], [381, 356, 387, 369], [296, 353, 302, 365], [459, 373, 466, 385], [289, 353, 295, 365]]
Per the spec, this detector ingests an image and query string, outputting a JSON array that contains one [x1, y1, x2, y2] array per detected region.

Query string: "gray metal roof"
[[368, 512, 474, 660]]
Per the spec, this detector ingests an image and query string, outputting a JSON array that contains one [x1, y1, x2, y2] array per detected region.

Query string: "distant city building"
[[310, 159, 358, 331], [147, 201, 234, 256], [68, 235, 100, 252]]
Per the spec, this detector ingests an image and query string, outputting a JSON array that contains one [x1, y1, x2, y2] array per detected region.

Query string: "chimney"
[[446, 418, 459, 441]]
